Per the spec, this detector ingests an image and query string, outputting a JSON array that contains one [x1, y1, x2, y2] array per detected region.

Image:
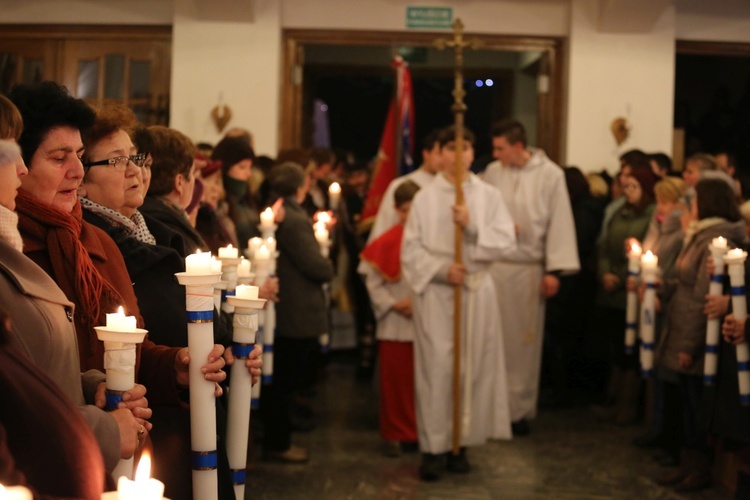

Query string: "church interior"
[[3, 0, 750, 498]]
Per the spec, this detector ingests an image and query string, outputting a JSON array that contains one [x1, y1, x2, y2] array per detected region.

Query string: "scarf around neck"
[[79, 197, 156, 245], [0, 204, 23, 252], [15, 188, 123, 349]]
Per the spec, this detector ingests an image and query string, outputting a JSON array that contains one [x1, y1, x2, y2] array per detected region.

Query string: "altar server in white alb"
[[401, 126, 517, 482], [366, 129, 442, 242], [482, 119, 580, 436]]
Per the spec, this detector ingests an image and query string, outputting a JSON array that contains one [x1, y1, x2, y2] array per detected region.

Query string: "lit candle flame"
[[117, 305, 124, 315], [135, 452, 152, 482]]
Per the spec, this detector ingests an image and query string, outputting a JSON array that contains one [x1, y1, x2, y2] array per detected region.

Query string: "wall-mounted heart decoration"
[[211, 104, 232, 133]]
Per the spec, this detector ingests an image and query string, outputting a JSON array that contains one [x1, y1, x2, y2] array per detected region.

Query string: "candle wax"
[[106, 306, 137, 332], [235, 284, 259, 300], [218, 244, 238, 259], [185, 251, 213, 274], [238, 259, 252, 277], [255, 244, 270, 260]]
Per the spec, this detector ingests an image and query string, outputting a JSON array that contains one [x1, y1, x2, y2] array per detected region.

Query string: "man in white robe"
[[482, 119, 580, 435], [402, 126, 516, 481], [366, 129, 442, 242]]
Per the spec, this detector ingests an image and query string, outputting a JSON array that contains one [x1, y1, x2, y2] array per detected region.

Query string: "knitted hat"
[[629, 167, 658, 199], [211, 136, 255, 176], [270, 162, 306, 198], [195, 152, 222, 178]]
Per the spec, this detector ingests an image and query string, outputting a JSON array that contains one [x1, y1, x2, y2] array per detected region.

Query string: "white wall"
[[0, 0, 172, 25], [565, 0, 675, 172], [281, 0, 569, 36], [170, 0, 281, 156], [677, 0, 750, 43]]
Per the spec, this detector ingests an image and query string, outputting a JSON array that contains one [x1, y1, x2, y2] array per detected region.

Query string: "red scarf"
[[15, 188, 123, 357], [360, 223, 404, 282]]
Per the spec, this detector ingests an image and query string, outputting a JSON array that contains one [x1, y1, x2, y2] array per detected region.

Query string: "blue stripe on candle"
[[706, 345, 719, 353], [187, 310, 213, 322], [625, 322, 637, 329], [231, 469, 246, 485], [731, 286, 746, 296], [262, 375, 273, 385], [627, 271, 639, 277], [646, 283, 657, 289], [642, 343, 654, 351], [642, 369, 653, 378], [251, 398, 260, 410], [741, 394, 750, 406], [105, 392, 122, 410], [711, 275, 724, 283], [703, 375, 716, 385], [191, 450, 218, 470], [232, 342, 254, 359], [262, 344, 273, 353], [221, 290, 227, 302], [737, 361, 750, 371], [226, 290, 236, 297]]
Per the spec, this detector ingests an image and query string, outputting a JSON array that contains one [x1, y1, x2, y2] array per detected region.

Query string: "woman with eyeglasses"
[[9, 82, 232, 497], [594, 158, 658, 425]]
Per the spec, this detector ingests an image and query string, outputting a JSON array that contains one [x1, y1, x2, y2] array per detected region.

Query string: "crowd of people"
[[1, 79, 750, 498]]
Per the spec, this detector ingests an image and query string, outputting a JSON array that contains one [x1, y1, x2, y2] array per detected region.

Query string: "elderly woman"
[[79, 104, 261, 498], [140, 125, 206, 255], [9, 82, 227, 493], [0, 98, 142, 495]]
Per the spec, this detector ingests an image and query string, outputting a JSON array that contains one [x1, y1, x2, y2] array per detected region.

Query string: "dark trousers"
[[679, 373, 707, 452], [260, 336, 320, 451]]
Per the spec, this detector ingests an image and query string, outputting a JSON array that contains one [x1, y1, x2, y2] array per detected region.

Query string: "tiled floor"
[[246, 358, 731, 499]]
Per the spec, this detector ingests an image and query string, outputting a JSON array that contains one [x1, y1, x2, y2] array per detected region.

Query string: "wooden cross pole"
[[434, 18, 482, 456]]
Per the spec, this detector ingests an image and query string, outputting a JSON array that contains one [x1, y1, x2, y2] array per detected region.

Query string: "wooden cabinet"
[[0, 25, 171, 125]]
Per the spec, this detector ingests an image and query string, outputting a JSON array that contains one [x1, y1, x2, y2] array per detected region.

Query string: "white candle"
[[640, 250, 658, 270], [328, 182, 341, 210], [247, 237, 263, 257], [255, 244, 270, 261], [260, 207, 275, 229], [712, 236, 727, 250], [186, 250, 213, 275], [238, 258, 252, 278], [210, 257, 223, 274], [265, 237, 277, 255], [725, 248, 750, 405], [235, 285, 259, 300], [116, 453, 165, 500], [316, 211, 331, 225], [0, 484, 32, 500], [218, 244, 238, 259], [315, 224, 329, 244], [106, 306, 137, 332], [728, 248, 746, 261]]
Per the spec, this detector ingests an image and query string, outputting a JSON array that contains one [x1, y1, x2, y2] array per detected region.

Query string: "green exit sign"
[[406, 6, 453, 29]]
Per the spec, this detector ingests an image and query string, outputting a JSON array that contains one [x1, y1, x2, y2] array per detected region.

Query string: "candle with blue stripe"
[[95, 306, 147, 481], [226, 285, 265, 500], [639, 251, 658, 377], [625, 242, 642, 354], [176, 251, 222, 500], [725, 248, 750, 405], [704, 237, 728, 385]]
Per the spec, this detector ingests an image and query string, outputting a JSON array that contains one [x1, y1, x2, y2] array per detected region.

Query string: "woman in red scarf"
[[9, 82, 228, 488]]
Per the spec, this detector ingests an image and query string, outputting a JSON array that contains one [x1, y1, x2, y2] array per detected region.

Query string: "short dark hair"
[[422, 129, 440, 152], [132, 126, 155, 157], [437, 126, 475, 148], [648, 152, 672, 174], [0, 94, 23, 141], [270, 161, 306, 198], [563, 166, 591, 205], [309, 147, 334, 168], [620, 149, 649, 170], [146, 126, 196, 197], [394, 180, 420, 207], [695, 178, 741, 222], [10, 81, 95, 166], [82, 104, 138, 164], [715, 149, 737, 168], [490, 119, 527, 147]]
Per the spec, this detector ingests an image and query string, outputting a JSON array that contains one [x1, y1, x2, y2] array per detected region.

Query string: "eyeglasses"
[[84, 153, 146, 171], [622, 183, 640, 192]]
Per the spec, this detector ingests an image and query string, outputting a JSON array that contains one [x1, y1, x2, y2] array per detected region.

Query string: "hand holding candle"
[[724, 247, 750, 405]]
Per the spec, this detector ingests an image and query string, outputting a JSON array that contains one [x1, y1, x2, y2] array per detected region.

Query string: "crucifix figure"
[[433, 18, 482, 456]]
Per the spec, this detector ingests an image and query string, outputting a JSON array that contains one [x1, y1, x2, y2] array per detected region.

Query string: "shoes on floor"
[[263, 445, 310, 464], [419, 453, 444, 481], [445, 448, 471, 474], [511, 419, 531, 437], [382, 440, 401, 457]]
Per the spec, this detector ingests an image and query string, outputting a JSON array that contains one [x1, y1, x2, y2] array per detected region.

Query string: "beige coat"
[[0, 237, 119, 470]]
